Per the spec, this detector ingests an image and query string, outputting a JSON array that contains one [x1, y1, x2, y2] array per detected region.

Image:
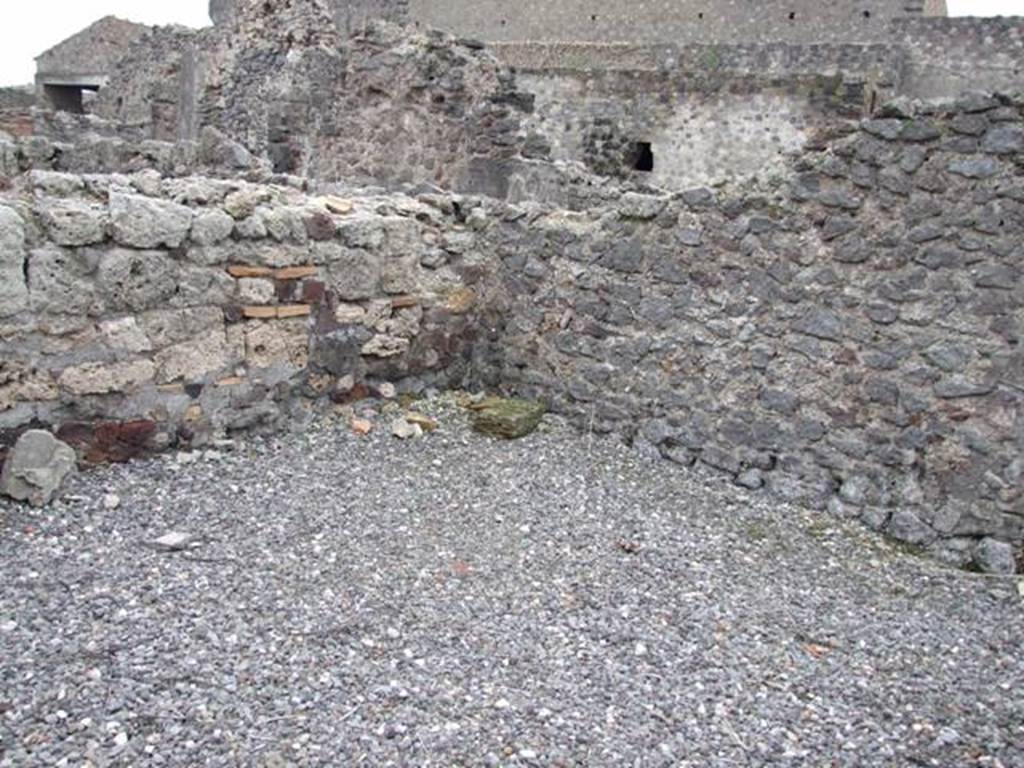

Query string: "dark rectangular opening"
[[632, 141, 654, 172], [43, 84, 85, 114]]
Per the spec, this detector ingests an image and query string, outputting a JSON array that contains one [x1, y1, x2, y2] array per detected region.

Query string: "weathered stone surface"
[[58, 359, 155, 395], [0, 362, 58, 411], [0, 206, 27, 317], [470, 398, 546, 440], [154, 332, 237, 383], [973, 538, 1017, 575], [392, 418, 424, 440], [191, 209, 236, 245], [37, 200, 107, 246], [98, 249, 178, 311], [947, 157, 1002, 179], [981, 124, 1024, 155], [0, 430, 76, 507], [361, 334, 410, 358], [110, 193, 193, 248], [237, 278, 276, 304], [142, 307, 224, 348], [244, 319, 310, 369], [324, 246, 382, 300]]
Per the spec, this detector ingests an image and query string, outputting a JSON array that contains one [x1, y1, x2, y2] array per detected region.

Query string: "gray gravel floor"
[[1, 396, 1022, 767]]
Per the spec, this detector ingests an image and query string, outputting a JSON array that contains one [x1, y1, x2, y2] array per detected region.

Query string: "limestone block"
[[109, 192, 193, 248], [338, 216, 386, 249], [0, 139, 18, 179], [324, 246, 382, 300], [258, 205, 308, 243], [99, 317, 152, 353], [361, 334, 410, 358], [170, 266, 236, 308], [37, 200, 107, 246], [142, 307, 224, 348], [244, 319, 310, 369], [28, 247, 103, 316], [224, 187, 272, 220], [26, 170, 85, 196], [381, 216, 422, 257], [154, 332, 237, 384], [58, 359, 156, 396], [98, 249, 178, 311], [375, 305, 423, 337], [0, 206, 28, 317], [238, 278, 276, 304], [190, 209, 236, 246], [0, 362, 58, 411], [381, 255, 422, 295], [0, 430, 76, 507]]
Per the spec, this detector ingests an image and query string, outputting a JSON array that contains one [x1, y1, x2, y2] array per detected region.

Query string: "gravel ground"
[[1, 396, 1022, 767]]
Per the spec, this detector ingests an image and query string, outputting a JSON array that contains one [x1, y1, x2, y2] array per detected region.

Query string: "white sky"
[[0, 0, 1022, 86]]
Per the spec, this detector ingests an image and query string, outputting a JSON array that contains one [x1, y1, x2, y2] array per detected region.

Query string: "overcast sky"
[[0, 0, 1021, 86]]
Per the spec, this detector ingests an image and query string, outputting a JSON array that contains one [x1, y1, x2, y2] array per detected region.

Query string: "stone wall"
[[0, 171, 494, 461], [511, 43, 898, 191], [405, 0, 922, 45], [95, 8, 535, 192], [484, 95, 1024, 572], [894, 17, 1024, 102]]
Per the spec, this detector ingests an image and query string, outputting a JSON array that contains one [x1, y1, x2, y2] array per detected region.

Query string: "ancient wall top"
[[211, 0, 948, 44], [35, 16, 148, 83]]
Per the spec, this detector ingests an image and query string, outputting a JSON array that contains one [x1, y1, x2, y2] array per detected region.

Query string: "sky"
[[0, 0, 1022, 86]]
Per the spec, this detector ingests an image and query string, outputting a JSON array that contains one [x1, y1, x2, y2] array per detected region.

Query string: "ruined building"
[[0, 0, 1022, 573]]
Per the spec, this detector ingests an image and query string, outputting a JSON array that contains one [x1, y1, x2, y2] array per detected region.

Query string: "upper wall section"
[[35, 16, 149, 84], [406, 0, 922, 45], [894, 17, 1024, 102]]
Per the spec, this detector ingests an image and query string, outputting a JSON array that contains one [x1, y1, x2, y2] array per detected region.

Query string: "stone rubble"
[[0, 430, 77, 507]]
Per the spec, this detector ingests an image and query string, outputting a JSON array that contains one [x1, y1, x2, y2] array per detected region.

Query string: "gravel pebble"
[[1, 397, 1022, 766]]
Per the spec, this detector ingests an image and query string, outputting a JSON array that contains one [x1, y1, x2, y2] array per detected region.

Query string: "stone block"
[[0, 362, 58, 411], [361, 334, 410, 358], [470, 398, 546, 440], [238, 278, 276, 304], [99, 317, 152, 353], [142, 307, 224, 348], [244, 319, 310, 369], [325, 246, 382, 300], [0, 206, 27, 317], [0, 430, 76, 507], [58, 359, 155, 396], [98, 249, 178, 311], [110, 192, 193, 248], [37, 200, 107, 246], [973, 538, 1017, 574], [191, 209, 236, 245], [154, 332, 237, 383]]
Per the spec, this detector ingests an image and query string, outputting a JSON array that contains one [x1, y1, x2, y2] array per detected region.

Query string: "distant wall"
[[894, 17, 1024, 102], [512, 43, 898, 191], [407, 0, 912, 45], [96, 18, 535, 191]]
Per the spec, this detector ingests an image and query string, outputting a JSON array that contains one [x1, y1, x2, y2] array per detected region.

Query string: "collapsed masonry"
[[0, 0, 1021, 573]]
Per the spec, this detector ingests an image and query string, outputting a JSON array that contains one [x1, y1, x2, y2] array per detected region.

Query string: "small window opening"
[[863, 10, 871, 18], [591, 14, 598, 21], [698, 12, 704, 19], [632, 142, 654, 172], [788, 12, 796, 20]]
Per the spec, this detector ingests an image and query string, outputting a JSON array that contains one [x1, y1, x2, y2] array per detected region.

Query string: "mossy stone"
[[470, 398, 546, 439]]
